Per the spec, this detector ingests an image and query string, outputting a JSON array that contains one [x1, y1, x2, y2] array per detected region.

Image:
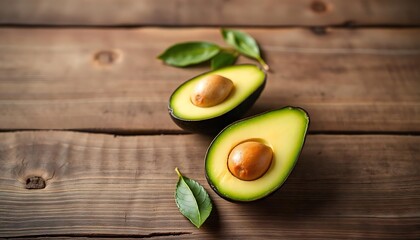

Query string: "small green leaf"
[[221, 29, 259, 58], [175, 167, 212, 228], [158, 42, 220, 67], [211, 51, 238, 70], [221, 28, 269, 71]]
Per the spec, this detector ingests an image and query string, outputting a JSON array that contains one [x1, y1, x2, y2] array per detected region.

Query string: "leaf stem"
[[257, 57, 270, 72], [175, 167, 182, 178]]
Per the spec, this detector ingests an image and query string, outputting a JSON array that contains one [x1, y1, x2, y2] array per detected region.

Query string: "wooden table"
[[1, 1, 419, 239]]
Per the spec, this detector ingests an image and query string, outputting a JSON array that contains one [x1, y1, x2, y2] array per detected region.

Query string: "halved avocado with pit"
[[169, 64, 266, 134], [205, 107, 310, 202]]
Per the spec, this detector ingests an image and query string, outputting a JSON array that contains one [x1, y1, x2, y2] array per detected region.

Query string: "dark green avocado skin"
[[169, 79, 265, 134], [204, 106, 310, 202]]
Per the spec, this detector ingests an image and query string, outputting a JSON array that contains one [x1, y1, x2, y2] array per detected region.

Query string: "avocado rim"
[[168, 64, 266, 134], [204, 106, 310, 202]]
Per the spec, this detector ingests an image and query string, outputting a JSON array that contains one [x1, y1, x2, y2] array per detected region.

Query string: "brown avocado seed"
[[228, 141, 273, 181], [191, 74, 234, 107]]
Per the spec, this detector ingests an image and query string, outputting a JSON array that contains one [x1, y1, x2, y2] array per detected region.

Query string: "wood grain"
[[0, 28, 419, 133], [0, 0, 419, 26], [0, 131, 418, 238]]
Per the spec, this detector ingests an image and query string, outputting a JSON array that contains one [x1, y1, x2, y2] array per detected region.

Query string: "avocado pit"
[[190, 74, 234, 108], [228, 141, 273, 181]]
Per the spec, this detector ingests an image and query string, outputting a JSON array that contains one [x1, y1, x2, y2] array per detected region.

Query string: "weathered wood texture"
[[0, 28, 420, 133], [0, 131, 418, 238], [0, 28, 419, 133], [0, 0, 420, 26]]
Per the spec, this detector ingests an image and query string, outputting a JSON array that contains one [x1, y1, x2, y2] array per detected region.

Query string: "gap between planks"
[[2, 24, 420, 29], [3, 232, 192, 239], [1, 129, 420, 137]]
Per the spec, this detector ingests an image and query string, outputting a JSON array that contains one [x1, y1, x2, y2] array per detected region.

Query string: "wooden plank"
[[0, 28, 419, 133], [0, 0, 419, 26], [0, 131, 418, 238]]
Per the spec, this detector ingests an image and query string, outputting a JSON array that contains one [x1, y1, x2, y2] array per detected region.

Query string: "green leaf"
[[175, 168, 212, 228], [221, 28, 269, 71], [211, 51, 238, 70], [221, 29, 259, 58], [158, 42, 220, 67]]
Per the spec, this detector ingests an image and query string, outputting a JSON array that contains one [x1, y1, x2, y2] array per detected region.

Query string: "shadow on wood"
[[202, 194, 223, 237]]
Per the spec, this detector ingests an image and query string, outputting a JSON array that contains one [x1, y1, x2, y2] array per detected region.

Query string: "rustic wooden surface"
[[0, 132, 419, 239], [1, 28, 419, 133], [0, 0, 420, 26], [0, 0, 419, 239]]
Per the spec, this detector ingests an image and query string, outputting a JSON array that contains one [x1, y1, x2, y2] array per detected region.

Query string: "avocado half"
[[205, 107, 310, 202], [169, 64, 266, 134]]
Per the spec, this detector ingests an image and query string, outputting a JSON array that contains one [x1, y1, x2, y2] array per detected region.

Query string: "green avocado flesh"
[[205, 107, 309, 202], [169, 64, 265, 121]]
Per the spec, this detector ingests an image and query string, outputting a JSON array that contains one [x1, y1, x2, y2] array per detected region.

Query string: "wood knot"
[[93, 50, 119, 66], [310, 0, 327, 13], [25, 176, 46, 189]]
